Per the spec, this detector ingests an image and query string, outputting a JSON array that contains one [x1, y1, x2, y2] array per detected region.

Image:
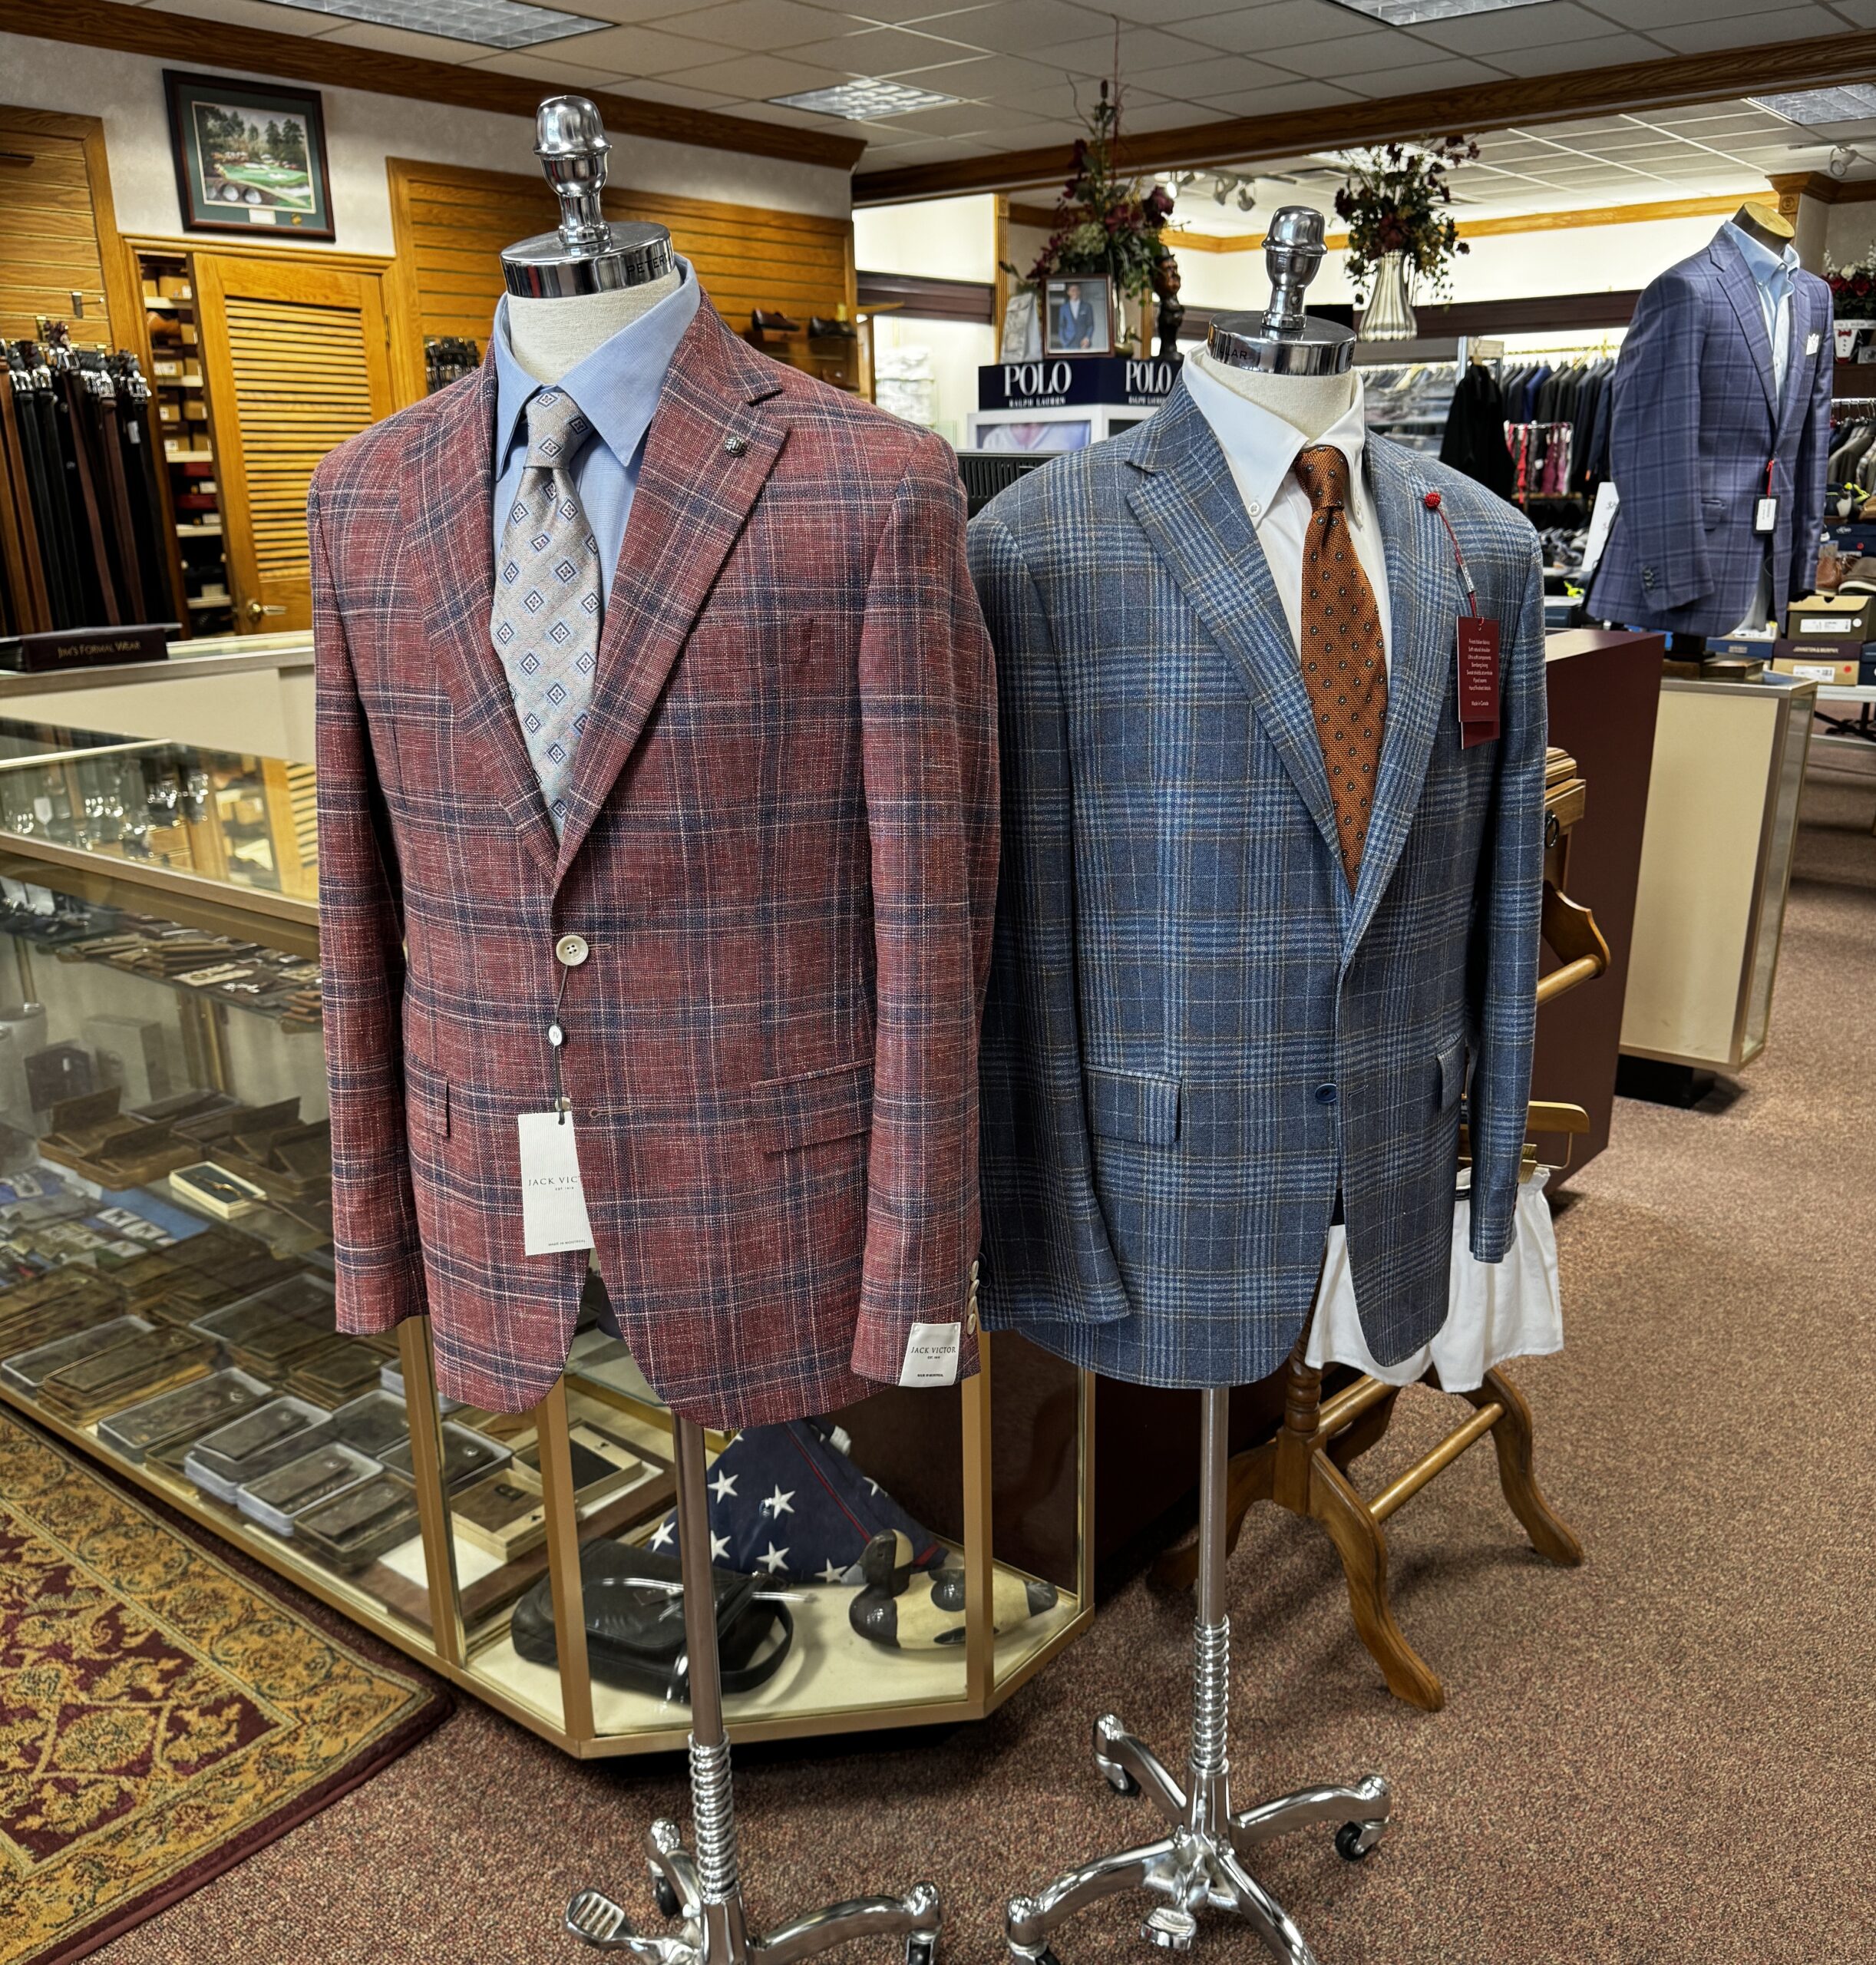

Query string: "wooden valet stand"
[[1156, 768, 1610, 1712]]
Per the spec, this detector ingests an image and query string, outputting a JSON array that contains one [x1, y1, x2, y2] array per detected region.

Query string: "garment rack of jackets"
[[1359, 359, 1460, 455], [0, 326, 180, 639], [1439, 357, 1516, 502], [1825, 399, 1876, 512], [1497, 355, 1617, 500]]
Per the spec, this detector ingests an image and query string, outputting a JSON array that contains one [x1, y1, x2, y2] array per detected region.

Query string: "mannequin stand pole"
[[566, 1418, 943, 1965], [1004, 1389, 1390, 1965]]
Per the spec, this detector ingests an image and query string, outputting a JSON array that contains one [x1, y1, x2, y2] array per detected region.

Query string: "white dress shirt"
[[1723, 220, 1798, 398], [1182, 349, 1392, 673]]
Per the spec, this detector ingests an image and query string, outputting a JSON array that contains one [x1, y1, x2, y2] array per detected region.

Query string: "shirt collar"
[[1184, 351, 1374, 530], [491, 257, 701, 472], [1724, 220, 1799, 290]]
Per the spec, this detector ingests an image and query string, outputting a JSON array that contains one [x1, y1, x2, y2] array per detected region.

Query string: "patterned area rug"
[[0, 1413, 449, 1965]]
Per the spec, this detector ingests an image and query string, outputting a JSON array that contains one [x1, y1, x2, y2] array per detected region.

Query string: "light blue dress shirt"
[[1724, 220, 1799, 396], [490, 258, 702, 598]]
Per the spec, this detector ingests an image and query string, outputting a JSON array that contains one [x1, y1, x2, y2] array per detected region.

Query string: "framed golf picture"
[[164, 71, 335, 240]]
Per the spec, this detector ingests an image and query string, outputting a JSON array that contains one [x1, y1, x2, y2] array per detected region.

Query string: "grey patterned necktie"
[[490, 385, 602, 836]]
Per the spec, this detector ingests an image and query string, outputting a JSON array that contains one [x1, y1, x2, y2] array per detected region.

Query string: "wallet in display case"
[[37, 1326, 214, 1421], [237, 1442, 381, 1537], [183, 1395, 335, 1501], [2, 1314, 154, 1394], [295, 1472, 419, 1573], [169, 1161, 268, 1220], [379, 1419, 510, 1492], [97, 1367, 273, 1463], [282, 1335, 381, 1409], [452, 1472, 548, 1560], [329, 1389, 409, 1460]]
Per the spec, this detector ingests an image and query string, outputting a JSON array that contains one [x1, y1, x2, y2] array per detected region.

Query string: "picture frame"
[[164, 71, 335, 241], [1042, 274, 1112, 356]]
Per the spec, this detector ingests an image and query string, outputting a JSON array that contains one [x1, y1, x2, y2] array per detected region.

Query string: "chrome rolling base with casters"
[[1004, 1389, 1391, 1965], [566, 1417, 943, 1965]]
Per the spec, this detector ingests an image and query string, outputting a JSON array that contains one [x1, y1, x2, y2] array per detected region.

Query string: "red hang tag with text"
[[1457, 615, 1501, 749]]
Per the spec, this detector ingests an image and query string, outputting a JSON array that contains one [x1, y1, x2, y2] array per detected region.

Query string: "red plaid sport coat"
[[311, 297, 998, 1425]]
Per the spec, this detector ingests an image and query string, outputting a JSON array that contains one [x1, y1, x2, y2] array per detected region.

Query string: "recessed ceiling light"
[[768, 79, 959, 120], [1750, 85, 1876, 127], [281, 0, 607, 50], [1325, 0, 1552, 22]]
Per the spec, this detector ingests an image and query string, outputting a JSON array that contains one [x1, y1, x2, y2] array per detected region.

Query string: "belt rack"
[[1155, 753, 1607, 1710]]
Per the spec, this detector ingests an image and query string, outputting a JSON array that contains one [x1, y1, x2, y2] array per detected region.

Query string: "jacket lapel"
[[1124, 384, 1344, 874], [552, 299, 786, 880], [1341, 437, 1452, 963], [1711, 233, 1778, 420], [401, 355, 559, 883]]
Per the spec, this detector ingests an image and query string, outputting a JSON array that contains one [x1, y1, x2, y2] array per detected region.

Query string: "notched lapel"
[[1343, 439, 1452, 961], [1712, 236, 1777, 418], [401, 360, 559, 882], [1125, 386, 1343, 870], [551, 303, 786, 880]]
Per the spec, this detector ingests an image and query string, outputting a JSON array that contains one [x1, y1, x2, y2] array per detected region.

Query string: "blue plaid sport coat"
[[1588, 226, 1833, 636], [968, 381, 1546, 1389]]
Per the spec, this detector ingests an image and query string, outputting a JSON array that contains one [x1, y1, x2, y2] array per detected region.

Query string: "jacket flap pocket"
[[408, 1074, 450, 1138], [1436, 1038, 1467, 1113], [1086, 1068, 1181, 1147], [755, 1060, 872, 1152]]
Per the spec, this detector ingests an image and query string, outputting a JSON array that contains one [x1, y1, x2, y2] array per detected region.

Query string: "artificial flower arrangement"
[[1334, 135, 1480, 302]]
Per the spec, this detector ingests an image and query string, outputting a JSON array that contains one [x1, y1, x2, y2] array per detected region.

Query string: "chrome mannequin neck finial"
[[1205, 206, 1355, 378], [500, 96, 675, 299]]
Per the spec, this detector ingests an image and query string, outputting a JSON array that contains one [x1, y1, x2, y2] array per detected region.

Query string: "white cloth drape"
[[1304, 1172, 1562, 1393]]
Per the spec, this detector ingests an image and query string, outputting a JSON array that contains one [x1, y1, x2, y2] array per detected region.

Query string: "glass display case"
[[0, 712, 1092, 1758]]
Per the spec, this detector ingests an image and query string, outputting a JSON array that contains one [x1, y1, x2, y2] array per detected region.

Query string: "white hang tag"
[[517, 1109, 594, 1255], [897, 1322, 962, 1388], [1753, 495, 1779, 536]]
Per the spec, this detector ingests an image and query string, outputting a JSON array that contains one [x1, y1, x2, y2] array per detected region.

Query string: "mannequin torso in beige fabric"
[[1187, 343, 1356, 440], [505, 269, 685, 385]]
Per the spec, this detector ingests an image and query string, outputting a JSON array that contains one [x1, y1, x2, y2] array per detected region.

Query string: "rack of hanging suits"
[[1825, 398, 1876, 520], [1501, 355, 1616, 503], [0, 326, 181, 639]]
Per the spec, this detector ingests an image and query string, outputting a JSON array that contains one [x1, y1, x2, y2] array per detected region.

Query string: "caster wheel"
[[651, 1872, 682, 1918], [1105, 1767, 1141, 1798], [1335, 1821, 1380, 1863], [905, 1934, 940, 1965]]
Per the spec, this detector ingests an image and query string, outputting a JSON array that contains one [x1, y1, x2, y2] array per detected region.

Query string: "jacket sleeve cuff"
[[1468, 1200, 1516, 1265], [850, 1255, 982, 1388]]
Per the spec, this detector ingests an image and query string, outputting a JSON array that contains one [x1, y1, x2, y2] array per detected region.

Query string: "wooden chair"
[[1153, 788, 1612, 1712]]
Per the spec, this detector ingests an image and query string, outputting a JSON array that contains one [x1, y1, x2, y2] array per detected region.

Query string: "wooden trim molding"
[[855, 271, 995, 322], [1769, 170, 1876, 208], [1173, 191, 1747, 256], [855, 29, 1876, 204], [0, 0, 867, 174]]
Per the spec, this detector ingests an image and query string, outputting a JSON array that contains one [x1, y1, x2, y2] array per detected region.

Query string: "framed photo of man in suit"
[[1044, 275, 1111, 355]]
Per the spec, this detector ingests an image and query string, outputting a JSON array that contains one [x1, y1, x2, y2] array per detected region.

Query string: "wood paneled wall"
[[385, 158, 856, 392], [0, 106, 138, 348]]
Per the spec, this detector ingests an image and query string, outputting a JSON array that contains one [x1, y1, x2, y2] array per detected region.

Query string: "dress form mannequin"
[[507, 271, 682, 385], [499, 95, 684, 385], [1194, 207, 1357, 435], [1731, 200, 1795, 253]]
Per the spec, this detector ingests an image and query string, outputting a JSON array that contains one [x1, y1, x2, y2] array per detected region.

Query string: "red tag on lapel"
[[1457, 615, 1501, 749]]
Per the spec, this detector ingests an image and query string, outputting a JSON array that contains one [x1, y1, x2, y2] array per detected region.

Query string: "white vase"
[[1361, 252, 1419, 342]]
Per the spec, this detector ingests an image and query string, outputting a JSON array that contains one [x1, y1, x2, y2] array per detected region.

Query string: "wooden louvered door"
[[193, 253, 394, 632]]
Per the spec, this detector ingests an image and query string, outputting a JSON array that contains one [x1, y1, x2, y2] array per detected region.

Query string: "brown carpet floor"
[[95, 784, 1876, 1965]]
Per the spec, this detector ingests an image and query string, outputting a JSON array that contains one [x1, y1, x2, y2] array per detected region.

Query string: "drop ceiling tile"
[[1409, 1, 1627, 54], [140, 0, 348, 34], [1171, 0, 1390, 54], [855, 134, 973, 163], [1830, 0, 1876, 22], [656, 49, 856, 92], [1187, 77, 1367, 116], [970, 117, 1088, 150], [469, 48, 633, 84], [1314, 51, 1501, 88], [638, 0, 850, 51], [1122, 52, 1298, 98], [1044, 25, 1238, 74], [726, 92, 860, 121], [871, 95, 1059, 134], [524, 22, 727, 73], [548, 0, 692, 22], [634, 76, 744, 105], [1650, 4, 1840, 46], [306, 18, 489, 58], [1098, 0, 1315, 21], [1114, 99, 1235, 131], [787, 25, 994, 68], [917, 0, 1111, 54]]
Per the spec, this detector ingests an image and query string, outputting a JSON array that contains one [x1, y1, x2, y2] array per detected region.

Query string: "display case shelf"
[[0, 709, 1093, 1759]]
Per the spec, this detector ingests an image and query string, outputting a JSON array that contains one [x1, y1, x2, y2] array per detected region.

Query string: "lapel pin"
[[723, 434, 748, 456]]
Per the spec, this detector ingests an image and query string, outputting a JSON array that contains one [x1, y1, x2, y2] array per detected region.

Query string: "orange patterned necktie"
[[1292, 444, 1388, 888]]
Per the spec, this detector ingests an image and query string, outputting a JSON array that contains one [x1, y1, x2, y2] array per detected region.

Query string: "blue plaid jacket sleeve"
[[969, 514, 1128, 1324], [1468, 535, 1547, 1262], [1790, 286, 1834, 604], [310, 480, 428, 1332], [1607, 267, 1711, 610]]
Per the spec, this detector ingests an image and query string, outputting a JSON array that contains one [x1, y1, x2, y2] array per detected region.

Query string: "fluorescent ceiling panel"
[[1325, 0, 1554, 24], [279, 0, 609, 46], [768, 78, 960, 117], [1749, 85, 1876, 127]]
